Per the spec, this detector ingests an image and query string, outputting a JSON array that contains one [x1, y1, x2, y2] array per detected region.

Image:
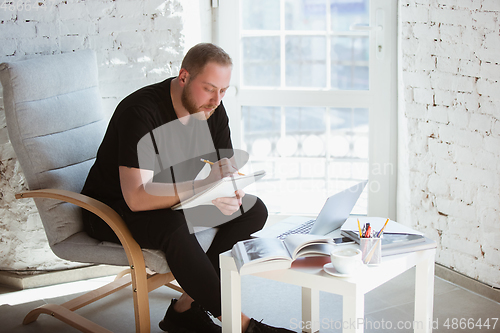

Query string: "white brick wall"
[[399, 0, 500, 287], [0, 0, 191, 270], [2, 0, 497, 288]]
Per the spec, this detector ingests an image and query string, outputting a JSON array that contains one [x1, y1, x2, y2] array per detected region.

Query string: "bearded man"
[[81, 43, 294, 333]]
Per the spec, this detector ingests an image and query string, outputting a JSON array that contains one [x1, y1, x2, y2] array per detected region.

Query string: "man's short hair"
[[181, 43, 232, 79]]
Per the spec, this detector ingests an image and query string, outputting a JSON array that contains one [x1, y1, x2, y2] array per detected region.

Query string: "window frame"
[[215, 0, 398, 219]]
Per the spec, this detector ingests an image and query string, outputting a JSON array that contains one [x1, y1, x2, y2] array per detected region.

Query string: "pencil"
[[357, 219, 363, 238], [376, 218, 390, 238], [200, 159, 245, 176]]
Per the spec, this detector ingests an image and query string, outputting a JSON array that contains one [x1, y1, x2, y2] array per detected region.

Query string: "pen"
[[376, 218, 390, 238], [201, 158, 245, 176], [365, 223, 372, 238]]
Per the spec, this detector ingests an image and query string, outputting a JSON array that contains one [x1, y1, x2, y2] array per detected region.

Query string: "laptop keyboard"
[[276, 219, 315, 240]]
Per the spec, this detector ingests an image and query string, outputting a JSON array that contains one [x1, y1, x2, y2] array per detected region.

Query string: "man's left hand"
[[212, 189, 245, 215]]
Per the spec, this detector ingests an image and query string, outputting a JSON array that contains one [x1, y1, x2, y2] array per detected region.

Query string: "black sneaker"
[[245, 318, 295, 333], [159, 298, 221, 333]]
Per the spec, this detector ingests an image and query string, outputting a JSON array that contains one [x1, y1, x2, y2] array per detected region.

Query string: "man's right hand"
[[204, 157, 240, 185]]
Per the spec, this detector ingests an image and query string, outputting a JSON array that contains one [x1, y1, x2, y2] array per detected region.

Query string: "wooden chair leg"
[[23, 274, 133, 332], [165, 280, 184, 294], [130, 264, 151, 333], [22, 270, 185, 333], [144, 272, 183, 294], [114, 268, 132, 281], [24, 303, 112, 333], [62, 274, 133, 311]]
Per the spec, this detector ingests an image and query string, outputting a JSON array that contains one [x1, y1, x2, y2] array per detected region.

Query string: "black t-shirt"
[[81, 78, 233, 205]]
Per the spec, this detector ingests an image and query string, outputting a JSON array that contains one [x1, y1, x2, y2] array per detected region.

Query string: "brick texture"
[[0, 0, 186, 270], [399, 0, 500, 288]]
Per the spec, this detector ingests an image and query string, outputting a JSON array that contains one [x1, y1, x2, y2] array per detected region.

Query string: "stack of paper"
[[341, 217, 436, 256]]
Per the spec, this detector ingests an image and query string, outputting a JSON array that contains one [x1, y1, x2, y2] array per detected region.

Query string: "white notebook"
[[172, 170, 266, 210]]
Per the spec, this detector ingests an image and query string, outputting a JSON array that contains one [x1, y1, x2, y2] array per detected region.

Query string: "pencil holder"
[[360, 237, 382, 265]]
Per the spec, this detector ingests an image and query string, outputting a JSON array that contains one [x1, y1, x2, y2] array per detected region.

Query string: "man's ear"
[[178, 69, 189, 86]]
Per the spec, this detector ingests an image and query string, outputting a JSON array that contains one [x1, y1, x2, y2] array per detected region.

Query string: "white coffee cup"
[[330, 248, 363, 275]]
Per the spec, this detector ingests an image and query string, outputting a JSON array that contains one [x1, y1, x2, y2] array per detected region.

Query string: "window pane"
[[331, 0, 369, 31], [352, 108, 369, 131], [242, 37, 281, 87], [333, 37, 369, 62], [242, 106, 281, 135], [286, 107, 325, 134], [330, 108, 369, 158], [331, 37, 369, 90], [242, 106, 280, 158], [242, 0, 280, 30], [286, 107, 326, 157], [242, 105, 368, 215], [286, 36, 326, 87], [330, 108, 369, 131], [285, 0, 327, 31]]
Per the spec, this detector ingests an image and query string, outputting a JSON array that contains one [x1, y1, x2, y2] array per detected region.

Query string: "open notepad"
[[171, 170, 266, 210], [231, 234, 334, 274]]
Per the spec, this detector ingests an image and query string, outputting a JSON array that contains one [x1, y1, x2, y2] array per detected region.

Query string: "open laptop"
[[252, 180, 368, 240]]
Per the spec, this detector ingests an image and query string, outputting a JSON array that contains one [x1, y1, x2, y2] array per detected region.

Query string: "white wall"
[[398, 0, 500, 288], [0, 0, 211, 271]]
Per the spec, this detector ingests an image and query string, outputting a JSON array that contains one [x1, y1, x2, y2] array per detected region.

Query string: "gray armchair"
[[0, 49, 217, 333]]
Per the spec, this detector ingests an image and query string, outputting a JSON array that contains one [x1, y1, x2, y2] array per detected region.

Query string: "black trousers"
[[83, 195, 267, 317]]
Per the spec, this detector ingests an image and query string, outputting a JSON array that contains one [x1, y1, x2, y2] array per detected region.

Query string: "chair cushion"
[[52, 228, 218, 274], [0, 50, 106, 246]]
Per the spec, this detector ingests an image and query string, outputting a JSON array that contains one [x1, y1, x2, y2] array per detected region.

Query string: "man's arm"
[[119, 166, 188, 212], [119, 158, 245, 214]]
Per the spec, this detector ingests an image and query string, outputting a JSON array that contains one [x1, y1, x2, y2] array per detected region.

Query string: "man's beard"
[[181, 81, 218, 119]]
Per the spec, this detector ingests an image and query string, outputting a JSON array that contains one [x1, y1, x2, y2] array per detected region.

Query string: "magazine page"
[[232, 238, 291, 265], [282, 234, 333, 259], [293, 243, 335, 259], [231, 238, 294, 274]]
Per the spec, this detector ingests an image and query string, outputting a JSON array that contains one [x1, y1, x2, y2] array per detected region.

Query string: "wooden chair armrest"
[[16, 189, 145, 271], [17, 189, 160, 332]]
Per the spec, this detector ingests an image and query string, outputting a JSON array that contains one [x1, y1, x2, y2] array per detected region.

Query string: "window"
[[217, 0, 397, 218]]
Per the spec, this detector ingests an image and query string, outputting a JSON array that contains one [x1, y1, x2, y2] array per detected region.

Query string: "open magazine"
[[231, 234, 334, 274], [172, 170, 265, 210]]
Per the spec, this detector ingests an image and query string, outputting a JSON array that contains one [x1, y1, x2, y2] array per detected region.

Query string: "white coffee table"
[[220, 247, 436, 333]]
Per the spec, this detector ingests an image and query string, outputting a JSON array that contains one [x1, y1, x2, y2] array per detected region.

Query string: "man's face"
[[181, 62, 232, 120]]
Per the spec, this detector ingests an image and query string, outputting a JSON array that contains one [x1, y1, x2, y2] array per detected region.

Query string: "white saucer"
[[323, 263, 355, 277]]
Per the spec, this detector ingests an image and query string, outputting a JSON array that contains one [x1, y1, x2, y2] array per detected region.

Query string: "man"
[[82, 43, 294, 333]]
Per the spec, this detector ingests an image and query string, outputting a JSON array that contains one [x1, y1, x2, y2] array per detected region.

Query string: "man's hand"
[[205, 157, 240, 184], [212, 189, 245, 215]]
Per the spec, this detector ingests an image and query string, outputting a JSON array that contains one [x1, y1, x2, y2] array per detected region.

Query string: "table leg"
[[414, 255, 435, 333], [221, 261, 242, 333], [302, 287, 320, 333], [343, 291, 364, 333]]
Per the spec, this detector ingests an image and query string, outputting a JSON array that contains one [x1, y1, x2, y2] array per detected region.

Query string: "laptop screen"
[[309, 180, 368, 235]]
